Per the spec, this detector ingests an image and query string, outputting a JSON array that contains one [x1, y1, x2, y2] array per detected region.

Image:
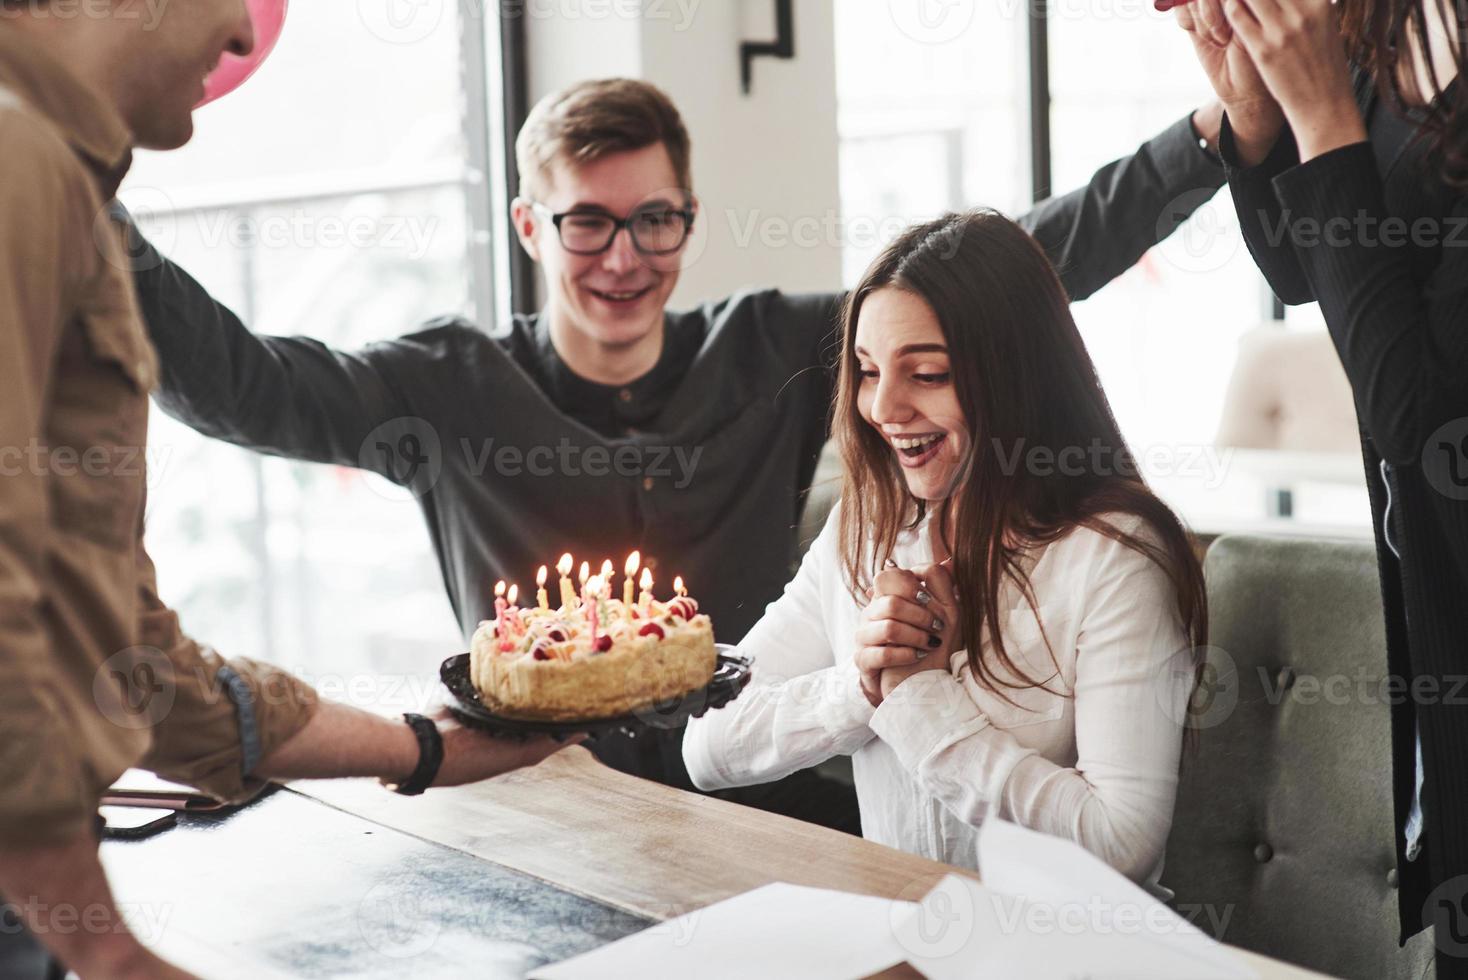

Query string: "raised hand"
[[1217, 0, 1366, 162], [1176, 0, 1285, 165]]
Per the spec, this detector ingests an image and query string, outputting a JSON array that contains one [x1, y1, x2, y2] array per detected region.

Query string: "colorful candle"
[[506, 584, 528, 632], [557, 553, 575, 610], [536, 565, 550, 611], [624, 551, 641, 606], [639, 568, 653, 612], [494, 580, 508, 638], [585, 574, 602, 639]]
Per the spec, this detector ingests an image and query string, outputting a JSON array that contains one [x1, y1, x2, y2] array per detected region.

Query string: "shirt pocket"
[[961, 604, 1070, 729], [48, 279, 156, 552]]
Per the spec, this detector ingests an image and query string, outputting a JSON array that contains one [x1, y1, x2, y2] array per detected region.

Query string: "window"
[[836, 3, 1369, 533], [126, 2, 496, 697]]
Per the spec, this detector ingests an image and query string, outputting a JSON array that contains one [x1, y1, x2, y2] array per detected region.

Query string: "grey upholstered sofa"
[[1164, 534, 1437, 980]]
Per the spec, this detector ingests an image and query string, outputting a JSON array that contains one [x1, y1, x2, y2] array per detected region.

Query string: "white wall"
[[524, 0, 844, 308]]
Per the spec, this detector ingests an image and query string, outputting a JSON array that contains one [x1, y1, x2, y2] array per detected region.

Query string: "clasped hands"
[[855, 562, 961, 708], [1175, 0, 1366, 163]]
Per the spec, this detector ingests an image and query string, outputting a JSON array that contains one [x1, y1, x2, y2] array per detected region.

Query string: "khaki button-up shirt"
[[0, 32, 318, 845]]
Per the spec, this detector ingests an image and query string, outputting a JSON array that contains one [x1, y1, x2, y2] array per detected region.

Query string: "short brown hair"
[[515, 78, 692, 200]]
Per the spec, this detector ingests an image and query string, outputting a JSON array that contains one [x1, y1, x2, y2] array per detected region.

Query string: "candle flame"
[[507, 584, 519, 606], [640, 568, 653, 589], [558, 553, 573, 576], [674, 576, 685, 596], [494, 580, 506, 597], [625, 550, 641, 576], [600, 559, 613, 580], [579, 561, 590, 584], [587, 574, 604, 593], [537, 565, 548, 587]]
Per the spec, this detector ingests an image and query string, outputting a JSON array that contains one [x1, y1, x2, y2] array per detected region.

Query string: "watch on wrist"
[[384, 712, 444, 796]]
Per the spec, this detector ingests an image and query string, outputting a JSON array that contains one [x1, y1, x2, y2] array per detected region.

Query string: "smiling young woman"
[[684, 209, 1209, 890], [833, 210, 1207, 706]]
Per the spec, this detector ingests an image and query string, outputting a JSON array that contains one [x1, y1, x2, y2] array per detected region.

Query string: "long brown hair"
[[1342, 0, 1468, 188], [834, 210, 1206, 704]]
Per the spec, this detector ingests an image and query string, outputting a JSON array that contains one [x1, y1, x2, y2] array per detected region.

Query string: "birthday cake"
[[469, 554, 717, 721]]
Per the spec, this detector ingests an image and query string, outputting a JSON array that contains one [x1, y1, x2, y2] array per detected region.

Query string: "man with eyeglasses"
[[124, 78, 1228, 828]]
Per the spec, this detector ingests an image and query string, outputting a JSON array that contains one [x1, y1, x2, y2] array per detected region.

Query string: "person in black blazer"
[[1176, 0, 1468, 975]]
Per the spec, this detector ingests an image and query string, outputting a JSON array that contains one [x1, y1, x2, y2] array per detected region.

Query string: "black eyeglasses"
[[528, 201, 695, 256]]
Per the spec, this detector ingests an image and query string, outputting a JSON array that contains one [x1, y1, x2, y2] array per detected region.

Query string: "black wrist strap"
[[388, 713, 443, 796]]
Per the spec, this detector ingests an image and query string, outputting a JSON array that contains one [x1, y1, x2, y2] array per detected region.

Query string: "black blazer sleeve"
[[1017, 113, 1227, 303], [1218, 117, 1317, 305], [1270, 144, 1468, 465]]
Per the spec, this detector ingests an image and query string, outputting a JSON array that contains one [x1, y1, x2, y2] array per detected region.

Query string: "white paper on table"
[[894, 819, 1259, 980], [530, 882, 918, 980]]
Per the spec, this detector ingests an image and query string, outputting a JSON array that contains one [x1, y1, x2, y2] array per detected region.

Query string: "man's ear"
[[510, 197, 542, 261]]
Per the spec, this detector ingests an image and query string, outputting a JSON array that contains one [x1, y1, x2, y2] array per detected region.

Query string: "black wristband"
[[387, 713, 444, 796]]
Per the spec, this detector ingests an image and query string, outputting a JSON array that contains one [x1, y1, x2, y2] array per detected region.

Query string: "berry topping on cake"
[[638, 622, 666, 640]]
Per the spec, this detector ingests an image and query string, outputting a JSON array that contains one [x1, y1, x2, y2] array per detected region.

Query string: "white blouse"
[[683, 503, 1194, 892]]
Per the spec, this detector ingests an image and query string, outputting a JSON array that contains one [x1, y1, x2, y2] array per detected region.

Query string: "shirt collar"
[[0, 29, 134, 183]]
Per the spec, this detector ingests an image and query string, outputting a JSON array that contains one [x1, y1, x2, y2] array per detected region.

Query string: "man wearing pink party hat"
[[0, 2, 576, 977]]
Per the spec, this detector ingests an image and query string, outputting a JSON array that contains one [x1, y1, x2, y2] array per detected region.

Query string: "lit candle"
[[579, 561, 590, 589], [505, 584, 526, 632], [623, 551, 641, 606], [674, 575, 687, 598], [493, 580, 508, 638], [558, 553, 575, 610], [536, 565, 550, 611], [639, 567, 653, 612]]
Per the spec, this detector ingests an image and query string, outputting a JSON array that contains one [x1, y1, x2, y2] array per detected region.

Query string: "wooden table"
[[105, 745, 1334, 978]]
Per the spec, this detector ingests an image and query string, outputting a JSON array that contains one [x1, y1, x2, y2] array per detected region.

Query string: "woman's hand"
[[1219, 0, 1367, 162], [854, 565, 956, 707], [1176, 0, 1284, 165], [877, 563, 960, 699]]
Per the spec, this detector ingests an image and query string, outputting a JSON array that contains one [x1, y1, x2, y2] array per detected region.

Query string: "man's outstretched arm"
[[118, 207, 413, 472], [1019, 103, 1227, 302]]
